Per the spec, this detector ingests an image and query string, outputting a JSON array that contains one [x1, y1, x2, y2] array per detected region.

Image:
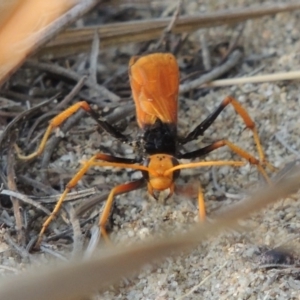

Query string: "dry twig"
[[89, 31, 100, 87], [56, 76, 87, 110], [155, 0, 182, 51], [203, 70, 300, 87], [0, 189, 51, 215], [40, 2, 300, 58], [0, 97, 56, 151], [6, 132, 24, 244], [179, 49, 243, 93], [35, 187, 99, 204], [3, 233, 34, 262], [65, 203, 84, 257], [18, 175, 58, 196], [24, 60, 119, 102], [200, 30, 211, 71]]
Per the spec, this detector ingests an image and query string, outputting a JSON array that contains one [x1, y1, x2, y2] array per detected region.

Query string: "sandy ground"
[[100, 2, 300, 299], [1, 1, 300, 299]]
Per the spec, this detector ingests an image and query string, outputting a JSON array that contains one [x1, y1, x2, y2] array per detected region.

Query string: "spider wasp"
[[15, 53, 270, 247]]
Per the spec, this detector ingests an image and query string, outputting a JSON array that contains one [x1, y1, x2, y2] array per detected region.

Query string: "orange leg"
[[99, 179, 145, 241], [225, 96, 266, 163], [180, 140, 271, 184], [15, 101, 91, 160], [214, 139, 271, 183], [198, 185, 206, 222], [181, 96, 274, 172], [164, 160, 246, 221], [15, 101, 128, 160], [34, 153, 149, 248], [227, 97, 276, 173]]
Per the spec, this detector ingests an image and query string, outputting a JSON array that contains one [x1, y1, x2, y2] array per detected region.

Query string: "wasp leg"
[[179, 140, 271, 184], [15, 101, 128, 160], [99, 179, 145, 241], [180, 96, 273, 170], [34, 153, 146, 248], [164, 160, 245, 222], [198, 185, 206, 222]]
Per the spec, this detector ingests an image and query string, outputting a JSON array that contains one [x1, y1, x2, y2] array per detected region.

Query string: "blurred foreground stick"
[[0, 166, 299, 300], [0, 0, 101, 86]]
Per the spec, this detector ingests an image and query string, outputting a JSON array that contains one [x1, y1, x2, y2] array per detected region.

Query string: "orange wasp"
[[16, 53, 270, 247]]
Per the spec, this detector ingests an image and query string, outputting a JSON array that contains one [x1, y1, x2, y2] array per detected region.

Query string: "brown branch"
[[40, 2, 300, 58], [179, 49, 243, 93], [24, 60, 119, 102], [65, 203, 83, 258], [0, 189, 51, 215], [6, 132, 24, 245]]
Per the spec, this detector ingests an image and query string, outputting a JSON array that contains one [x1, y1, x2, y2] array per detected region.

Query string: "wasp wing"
[[129, 53, 179, 129]]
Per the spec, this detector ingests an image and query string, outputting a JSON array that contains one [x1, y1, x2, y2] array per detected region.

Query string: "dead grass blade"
[[39, 2, 300, 58], [0, 167, 299, 300], [202, 70, 300, 87]]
